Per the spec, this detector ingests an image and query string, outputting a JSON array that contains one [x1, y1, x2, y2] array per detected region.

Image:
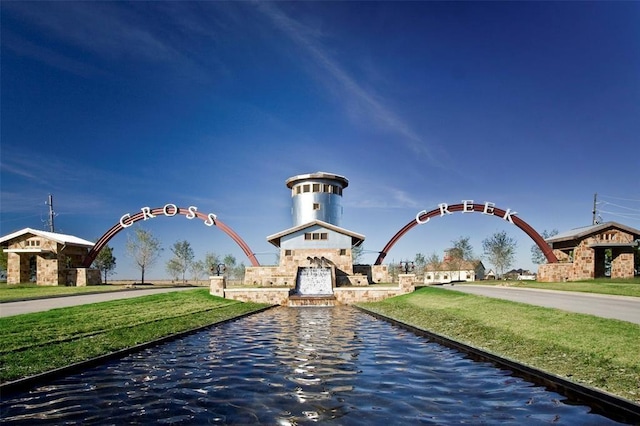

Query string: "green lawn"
[[0, 289, 268, 383], [357, 287, 640, 403], [0, 283, 139, 302], [455, 278, 640, 297]]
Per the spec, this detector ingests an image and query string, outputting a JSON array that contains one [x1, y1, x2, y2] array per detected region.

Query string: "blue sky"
[[2, 1, 639, 279]]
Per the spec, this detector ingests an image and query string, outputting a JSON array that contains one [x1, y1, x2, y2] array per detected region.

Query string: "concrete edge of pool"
[[356, 307, 640, 425], [2, 304, 638, 424]]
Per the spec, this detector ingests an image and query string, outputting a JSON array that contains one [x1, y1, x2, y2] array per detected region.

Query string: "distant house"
[[504, 268, 537, 281], [484, 269, 496, 280], [424, 259, 485, 284], [0, 228, 101, 286]]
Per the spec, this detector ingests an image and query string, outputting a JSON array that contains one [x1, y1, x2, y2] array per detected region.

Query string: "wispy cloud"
[[1, 2, 210, 81], [346, 183, 422, 210], [255, 3, 435, 162]]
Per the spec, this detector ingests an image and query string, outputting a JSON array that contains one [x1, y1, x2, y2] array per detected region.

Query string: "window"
[[296, 186, 301, 194], [285, 249, 292, 256], [303, 184, 310, 193], [340, 249, 347, 255], [313, 203, 320, 210], [305, 232, 328, 241], [312, 183, 320, 192], [323, 184, 330, 193]]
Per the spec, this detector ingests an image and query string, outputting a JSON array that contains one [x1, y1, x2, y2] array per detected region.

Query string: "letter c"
[[416, 210, 430, 224], [119, 213, 133, 228]]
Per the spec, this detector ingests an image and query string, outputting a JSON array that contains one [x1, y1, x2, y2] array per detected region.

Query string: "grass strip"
[[0, 284, 139, 302], [467, 278, 640, 297], [357, 287, 640, 403], [0, 289, 269, 383]]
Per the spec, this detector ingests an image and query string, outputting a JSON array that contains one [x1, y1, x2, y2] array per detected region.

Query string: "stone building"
[[537, 222, 640, 282], [0, 228, 101, 286], [235, 172, 394, 305]]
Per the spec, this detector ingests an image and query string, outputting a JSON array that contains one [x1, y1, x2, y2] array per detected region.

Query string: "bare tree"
[[191, 260, 206, 284], [126, 227, 162, 285], [482, 231, 517, 279], [531, 229, 558, 264]]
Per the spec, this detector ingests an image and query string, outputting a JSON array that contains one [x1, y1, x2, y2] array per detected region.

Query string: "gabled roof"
[[267, 220, 365, 248], [0, 228, 95, 248], [546, 222, 640, 244]]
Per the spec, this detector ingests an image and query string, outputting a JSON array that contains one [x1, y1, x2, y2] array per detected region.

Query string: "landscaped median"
[[356, 286, 640, 405], [0, 289, 269, 388]]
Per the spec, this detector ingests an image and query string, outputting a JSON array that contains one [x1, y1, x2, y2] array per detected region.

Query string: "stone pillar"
[[209, 275, 226, 298], [398, 274, 415, 293]]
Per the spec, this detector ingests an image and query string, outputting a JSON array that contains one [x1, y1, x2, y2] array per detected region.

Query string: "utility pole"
[[46, 194, 55, 232], [592, 193, 597, 225]]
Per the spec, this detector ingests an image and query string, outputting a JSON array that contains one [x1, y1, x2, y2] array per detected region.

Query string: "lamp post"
[[399, 260, 415, 274], [210, 264, 226, 276]]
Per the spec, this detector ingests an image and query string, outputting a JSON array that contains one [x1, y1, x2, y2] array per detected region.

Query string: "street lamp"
[[399, 260, 415, 274], [210, 263, 226, 276]]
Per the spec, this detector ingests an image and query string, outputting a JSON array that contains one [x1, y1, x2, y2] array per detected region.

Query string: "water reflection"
[[0, 306, 620, 425]]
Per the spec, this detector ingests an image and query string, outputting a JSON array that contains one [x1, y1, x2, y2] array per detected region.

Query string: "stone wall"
[[537, 263, 573, 282], [224, 288, 291, 305]]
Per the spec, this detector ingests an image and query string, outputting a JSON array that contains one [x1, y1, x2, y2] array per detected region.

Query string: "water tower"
[[285, 172, 348, 227]]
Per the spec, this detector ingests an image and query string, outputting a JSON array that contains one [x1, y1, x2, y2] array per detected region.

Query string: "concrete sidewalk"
[[441, 284, 640, 325], [0, 287, 198, 318]]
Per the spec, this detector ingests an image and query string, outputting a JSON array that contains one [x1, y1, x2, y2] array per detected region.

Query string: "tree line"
[[92, 227, 245, 285]]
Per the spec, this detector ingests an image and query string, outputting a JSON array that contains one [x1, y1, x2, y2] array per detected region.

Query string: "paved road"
[[0, 287, 197, 318], [441, 284, 640, 325]]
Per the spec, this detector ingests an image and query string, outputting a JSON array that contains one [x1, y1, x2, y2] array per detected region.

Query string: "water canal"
[[1, 306, 621, 425]]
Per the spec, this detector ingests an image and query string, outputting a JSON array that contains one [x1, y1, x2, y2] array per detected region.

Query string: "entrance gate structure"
[[82, 205, 260, 268], [375, 201, 558, 266]]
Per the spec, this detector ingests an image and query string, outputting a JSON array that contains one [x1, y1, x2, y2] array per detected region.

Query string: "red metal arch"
[[374, 203, 558, 265], [82, 206, 260, 267]]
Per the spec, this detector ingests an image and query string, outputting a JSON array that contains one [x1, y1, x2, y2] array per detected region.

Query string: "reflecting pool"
[[0, 307, 621, 424]]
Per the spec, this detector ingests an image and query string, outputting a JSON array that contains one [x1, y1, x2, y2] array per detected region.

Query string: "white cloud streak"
[[255, 3, 435, 162]]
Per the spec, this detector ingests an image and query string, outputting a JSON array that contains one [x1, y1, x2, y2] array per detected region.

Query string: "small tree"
[[414, 253, 427, 278], [126, 227, 162, 285], [204, 252, 222, 275], [166, 258, 182, 282], [223, 254, 237, 280], [168, 240, 194, 283], [92, 245, 116, 284], [482, 231, 517, 279], [531, 229, 558, 264], [450, 236, 474, 260], [352, 244, 364, 264], [191, 260, 206, 284]]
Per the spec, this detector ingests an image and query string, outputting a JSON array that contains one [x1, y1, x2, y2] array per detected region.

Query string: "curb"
[[356, 306, 640, 425]]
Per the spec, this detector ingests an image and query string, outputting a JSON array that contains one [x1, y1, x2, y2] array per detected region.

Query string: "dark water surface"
[[0, 307, 621, 424]]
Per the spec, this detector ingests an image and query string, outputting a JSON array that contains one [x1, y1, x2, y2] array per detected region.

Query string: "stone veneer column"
[[209, 275, 226, 298], [398, 274, 416, 293]]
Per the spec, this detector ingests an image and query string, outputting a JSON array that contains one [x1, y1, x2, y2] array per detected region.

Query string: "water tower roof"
[[286, 172, 349, 189]]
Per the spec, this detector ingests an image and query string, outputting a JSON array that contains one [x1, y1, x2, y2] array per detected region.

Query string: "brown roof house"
[[537, 222, 640, 282], [424, 257, 486, 284], [0, 228, 101, 286]]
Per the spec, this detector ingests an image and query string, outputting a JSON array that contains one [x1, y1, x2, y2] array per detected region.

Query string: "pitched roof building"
[[0, 228, 100, 285], [537, 222, 640, 282]]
